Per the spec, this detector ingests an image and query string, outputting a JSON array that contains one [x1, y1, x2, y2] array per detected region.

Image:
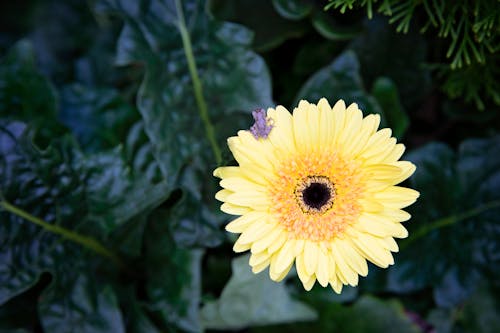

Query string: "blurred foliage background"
[[0, 0, 499, 332]]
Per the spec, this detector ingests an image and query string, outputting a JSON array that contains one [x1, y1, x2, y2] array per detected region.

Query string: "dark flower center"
[[295, 176, 335, 214], [303, 182, 331, 209]]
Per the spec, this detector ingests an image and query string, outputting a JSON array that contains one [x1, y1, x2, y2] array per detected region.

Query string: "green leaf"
[[427, 286, 500, 333], [250, 295, 420, 333], [272, 0, 313, 20], [294, 50, 382, 116], [311, 11, 362, 41], [39, 275, 125, 333], [0, 40, 64, 146], [371, 76, 409, 138], [58, 84, 139, 152], [96, 0, 272, 180], [326, 296, 420, 333], [201, 254, 317, 330], [349, 16, 431, 110], [387, 136, 500, 305], [142, 208, 203, 332], [208, 0, 308, 51], [0, 121, 169, 306]]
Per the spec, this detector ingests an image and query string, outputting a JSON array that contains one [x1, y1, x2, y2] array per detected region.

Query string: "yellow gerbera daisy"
[[213, 98, 419, 293]]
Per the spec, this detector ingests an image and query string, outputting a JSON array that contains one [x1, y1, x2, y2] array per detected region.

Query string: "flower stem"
[[401, 199, 500, 249], [0, 200, 124, 268], [175, 0, 222, 165]]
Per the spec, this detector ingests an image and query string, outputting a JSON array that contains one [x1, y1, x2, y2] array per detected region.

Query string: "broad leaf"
[[294, 50, 382, 116], [387, 136, 500, 306], [39, 276, 125, 333], [96, 0, 272, 180], [201, 254, 317, 330], [272, 0, 313, 20], [58, 84, 138, 152], [142, 208, 204, 332], [349, 16, 431, 110], [371, 77, 409, 138]]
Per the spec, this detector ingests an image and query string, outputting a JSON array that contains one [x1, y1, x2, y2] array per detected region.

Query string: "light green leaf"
[[201, 254, 317, 330]]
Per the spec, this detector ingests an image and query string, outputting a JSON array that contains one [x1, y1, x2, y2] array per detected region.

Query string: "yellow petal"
[[363, 164, 402, 180], [296, 252, 311, 285], [337, 239, 368, 277], [293, 100, 312, 152], [225, 191, 269, 210], [213, 166, 242, 179], [237, 130, 277, 168], [237, 221, 276, 245], [267, 232, 287, 254], [382, 237, 399, 252], [302, 274, 316, 291], [221, 203, 251, 215], [388, 161, 417, 184], [378, 209, 412, 222], [330, 276, 343, 294], [250, 226, 283, 253], [374, 186, 420, 209], [215, 189, 232, 202], [252, 257, 271, 274], [331, 241, 359, 286], [361, 128, 393, 158], [365, 138, 397, 164], [304, 240, 319, 276], [331, 100, 346, 145], [338, 105, 363, 155], [358, 198, 385, 212], [316, 249, 330, 287], [270, 252, 294, 282], [356, 213, 406, 238], [318, 98, 333, 148], [267, 105, 295, 154], [233, 238, 251, 253], [226, 211, 266, 233], [249, 251, 271, 267], [352, 233, 394, 268], [274, 239, 296, 274], [382, 143, 405, 163], [220, 177, 266, 193]]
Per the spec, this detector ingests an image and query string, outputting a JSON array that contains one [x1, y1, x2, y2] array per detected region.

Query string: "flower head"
[[213, 98, 419, 293]]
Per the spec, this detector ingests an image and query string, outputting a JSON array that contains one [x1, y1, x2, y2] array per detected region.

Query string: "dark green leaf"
[[349, 16, 431, 110], [201, 254, 317, 330], [251, 295, 420, 333], [39, 276, 125, 333], [96, 0, 272, 182], [294, 50, 382, 116], [371, 76, 409, 138], [58, 84, 139, 152], [143, 208, 203, 332], [272, 0, 313, 20], [208, 0, 308, 51], [311, 11, 362, 41], [0, 41, 64, 146], [328, 296, 420, 333], [427, 286, 500, 333], [0, 120, 169, 306], [387, 136, 500, 305]]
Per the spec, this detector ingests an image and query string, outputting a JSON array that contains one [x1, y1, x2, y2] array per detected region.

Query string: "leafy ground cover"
[[0, 0, 498, 332]]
